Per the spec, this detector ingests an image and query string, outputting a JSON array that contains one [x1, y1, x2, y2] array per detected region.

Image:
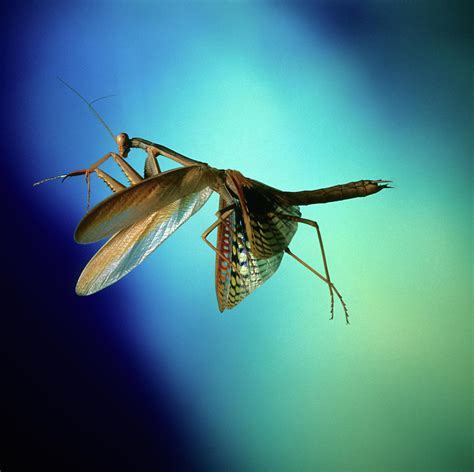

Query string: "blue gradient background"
[[2, 1, 472, 470]]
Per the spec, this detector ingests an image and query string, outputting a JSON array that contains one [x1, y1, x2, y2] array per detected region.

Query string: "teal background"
[[3, 1, 472, 470]]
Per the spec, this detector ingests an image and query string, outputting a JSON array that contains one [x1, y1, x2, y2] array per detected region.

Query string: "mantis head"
[[116, 132, 131, 157]]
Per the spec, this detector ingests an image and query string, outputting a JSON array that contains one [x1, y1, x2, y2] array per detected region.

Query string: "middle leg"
[[201, 207, 241, 275]]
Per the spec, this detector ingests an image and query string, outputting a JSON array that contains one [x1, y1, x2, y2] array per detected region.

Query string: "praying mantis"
[[35, 82, 391, 322]]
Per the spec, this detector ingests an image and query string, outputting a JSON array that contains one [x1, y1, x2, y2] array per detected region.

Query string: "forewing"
[[228, 172, 301, 258], [76, 187, 213, 295], [75, 165, 215, 244], [216, 197, 284, 311]]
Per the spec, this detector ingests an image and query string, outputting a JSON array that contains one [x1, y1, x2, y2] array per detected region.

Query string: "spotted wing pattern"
[[227, 171, 301, 258], [76, 187, 213, 295], [215, 197, 284, 311]]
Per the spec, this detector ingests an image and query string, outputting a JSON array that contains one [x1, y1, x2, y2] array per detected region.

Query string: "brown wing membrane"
[[215, 197, 284, 311], [76, 187, 213, 295], [226, 171, 301, 258], [75, 165, 216, 244]]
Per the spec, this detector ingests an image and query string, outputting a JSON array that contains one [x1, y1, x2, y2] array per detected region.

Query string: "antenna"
[[57, 76, 116, 142]]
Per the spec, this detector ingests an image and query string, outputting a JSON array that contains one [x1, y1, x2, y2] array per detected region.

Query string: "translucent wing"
[[226, 171, 301, 258], [215, 197, 284, 311], [75, 165, 216, 244], [76, 187, 213, 295]]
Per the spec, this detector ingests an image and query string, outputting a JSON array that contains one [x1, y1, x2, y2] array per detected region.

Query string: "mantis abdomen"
[[283, 179, 390, 206]]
